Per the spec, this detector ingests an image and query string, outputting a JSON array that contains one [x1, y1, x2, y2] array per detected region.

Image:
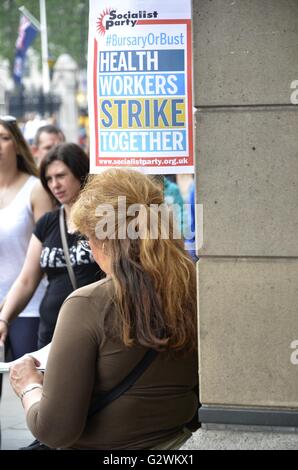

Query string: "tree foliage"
[[0, 0, 89, 70]]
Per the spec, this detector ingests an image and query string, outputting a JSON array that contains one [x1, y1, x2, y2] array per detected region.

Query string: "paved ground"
[[1, 373, 298, 450], [1, 374, 35, 450], [181, 425, 298, 451]]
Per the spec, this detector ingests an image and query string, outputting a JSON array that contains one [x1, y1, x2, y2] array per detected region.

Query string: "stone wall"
[[193, 0, 298, 424]]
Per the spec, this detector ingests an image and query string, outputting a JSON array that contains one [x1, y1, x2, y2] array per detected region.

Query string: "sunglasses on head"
[[0, 115, 17, 123]]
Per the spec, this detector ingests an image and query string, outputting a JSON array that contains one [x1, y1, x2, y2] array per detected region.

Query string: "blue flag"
[[13, 15, 38, 85]]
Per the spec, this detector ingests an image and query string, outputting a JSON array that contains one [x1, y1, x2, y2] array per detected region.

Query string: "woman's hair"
[[71, 168, 197, 352], [39, 143, 89, 199], [0, 118, 38, 176]]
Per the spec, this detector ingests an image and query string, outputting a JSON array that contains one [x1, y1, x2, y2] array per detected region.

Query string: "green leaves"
[[0, 0, 89, 71]]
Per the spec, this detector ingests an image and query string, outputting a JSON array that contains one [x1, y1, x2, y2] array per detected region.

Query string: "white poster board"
[[88, 0, 194, 174]]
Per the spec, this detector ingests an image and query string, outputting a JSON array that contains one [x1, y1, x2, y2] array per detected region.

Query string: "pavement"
[[1, 374, 35, 450], [1, 373, 298, 451]]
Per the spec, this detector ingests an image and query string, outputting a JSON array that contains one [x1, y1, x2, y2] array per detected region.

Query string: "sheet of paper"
[[0, 343, 51, 373]]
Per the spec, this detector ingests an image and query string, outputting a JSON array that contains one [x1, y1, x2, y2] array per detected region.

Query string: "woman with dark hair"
[[0, 143, 103, 350], [9, 169, 198, 450], [0, 116, 52, 358], [39, 143, 89, 197]]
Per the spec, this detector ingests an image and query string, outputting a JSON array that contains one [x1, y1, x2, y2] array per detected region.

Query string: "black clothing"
[[34, 210, 103, 347]]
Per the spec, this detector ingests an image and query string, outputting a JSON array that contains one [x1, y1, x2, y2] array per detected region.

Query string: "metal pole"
[[39, 0, 50, 94], [19, 5, 41, 31]]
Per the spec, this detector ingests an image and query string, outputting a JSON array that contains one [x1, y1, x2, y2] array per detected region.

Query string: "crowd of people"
[[0, 115, 198, 450]]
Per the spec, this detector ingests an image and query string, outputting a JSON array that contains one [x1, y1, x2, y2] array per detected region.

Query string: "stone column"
[[193, 0, 298, 427], [0, 59, 13, 114], [52, 54, 79, 142]]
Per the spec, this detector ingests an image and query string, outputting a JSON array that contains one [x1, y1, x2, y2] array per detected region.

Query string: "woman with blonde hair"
[[10, 168, 198, 450]]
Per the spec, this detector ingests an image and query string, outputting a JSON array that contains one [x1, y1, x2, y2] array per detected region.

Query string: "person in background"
[[9, 169, 198, 450], [0, 115, 53, 358], [22, 113, 47, 146], [0, 143, 103, 351], [32, 124, 65, 165], [185, 180, 197, 260], [163, 176, 185, 235], [0, 115, 53, 447]]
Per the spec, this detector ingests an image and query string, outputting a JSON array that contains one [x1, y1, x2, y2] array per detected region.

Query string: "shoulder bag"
[[59, 205, 77, 291]]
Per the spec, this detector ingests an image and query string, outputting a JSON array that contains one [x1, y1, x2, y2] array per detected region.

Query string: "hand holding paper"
[[9, 355, 44, 398], [0, 342, 51, 373]]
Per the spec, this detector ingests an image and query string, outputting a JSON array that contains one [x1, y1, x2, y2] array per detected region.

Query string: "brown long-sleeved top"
[[27, 277, 198, 449]]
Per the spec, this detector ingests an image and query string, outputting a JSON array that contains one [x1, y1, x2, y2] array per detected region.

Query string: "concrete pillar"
[[0, 79, 5, 115], [52, 54, 79, 142], [0, 59, 14, 114], [193, 0, 298, 426]]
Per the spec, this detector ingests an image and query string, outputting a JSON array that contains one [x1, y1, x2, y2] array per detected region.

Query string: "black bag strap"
[[59, 205, 77, 291], [88, 349, 158, 418]]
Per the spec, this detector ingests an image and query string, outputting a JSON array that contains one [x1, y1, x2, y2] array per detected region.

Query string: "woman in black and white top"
[[0, 143, 103, 349]]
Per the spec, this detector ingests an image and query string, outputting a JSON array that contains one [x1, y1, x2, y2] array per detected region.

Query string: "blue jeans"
[[6, 317, 40, 360]]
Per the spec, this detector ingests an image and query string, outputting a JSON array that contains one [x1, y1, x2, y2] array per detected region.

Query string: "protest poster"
[[88, 0, 194, 174]]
